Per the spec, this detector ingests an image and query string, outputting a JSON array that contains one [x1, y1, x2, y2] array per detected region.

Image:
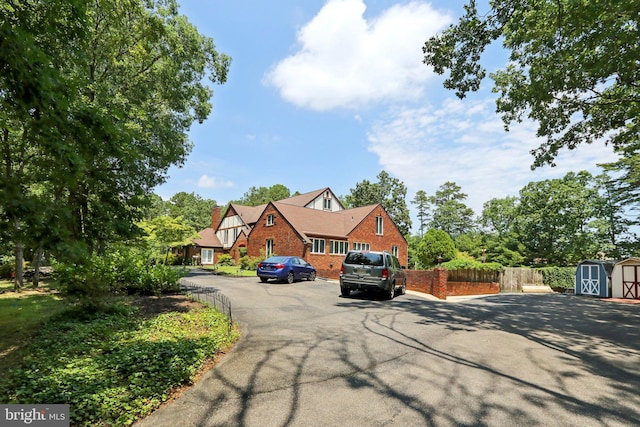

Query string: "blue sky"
[[156, 0, 619, 230]]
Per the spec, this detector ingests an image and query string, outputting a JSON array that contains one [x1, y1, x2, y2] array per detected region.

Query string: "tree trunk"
[[32, 244, 43, 288], [14, 219, 24, 291]]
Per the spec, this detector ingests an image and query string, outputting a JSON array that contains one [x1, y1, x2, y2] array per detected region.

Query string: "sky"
[[156, 0, 620, 231]]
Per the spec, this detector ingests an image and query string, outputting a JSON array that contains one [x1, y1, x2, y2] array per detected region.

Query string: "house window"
[[223, 229, 229, 244], [311, 238, 325, 254], [376, 216, 384, 235], [352, 242, 370, 251], [267, 214, 275, 226], [201, 249, 214, 264], [266, 239, 274, 257], [330, 240, 349, 255], [391, 246, 398, 257], [323, 198, 331, 210]]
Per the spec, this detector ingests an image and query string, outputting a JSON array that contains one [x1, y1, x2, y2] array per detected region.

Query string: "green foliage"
[[230, 184, 293, 206], [216, 254, 235, 266], [538, 267, 576, 290], [239, 255, 262, 271], [1, 305, 238, 426], [423, 0, 639, 169], [442, 257, 503, 272], [427, 182, 475, 238], [165, 192, 218, 231], [53, 246, 187, 298], [345, 171, 412, 235], [416, 229, 456, 267], [411, 190, 431, 237], [0, 262, 13, 279], [515, 171, 603, 265], [1, 0, 230, 282]]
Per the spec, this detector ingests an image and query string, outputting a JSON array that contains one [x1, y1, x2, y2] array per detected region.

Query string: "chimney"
[[211, 206, 222, 229]]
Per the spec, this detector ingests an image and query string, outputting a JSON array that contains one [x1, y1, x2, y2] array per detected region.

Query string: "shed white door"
[[581, 265, 600, 295], [622, 265, 640, 299]]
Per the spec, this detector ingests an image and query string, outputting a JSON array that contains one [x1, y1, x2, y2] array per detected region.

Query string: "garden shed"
[[611, 258, 640, 299], [575, 260, 616, 298]]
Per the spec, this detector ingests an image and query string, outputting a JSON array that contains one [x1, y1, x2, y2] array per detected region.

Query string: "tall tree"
[[232, 184, 293, 206], [428, 182, 475, 237], [423, 0, 639, 168], [345, 171, 412, 235], [480, 196, 518, 238], [1, 0, 230, 287], [411, 190, 430, 237], [514, 171, 602, 265], [590, 172, 639, 258], [167, 192, 217, 231]]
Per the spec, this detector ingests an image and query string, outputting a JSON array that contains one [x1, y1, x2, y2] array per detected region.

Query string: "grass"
[[0, 281, 239, 426], [202, 264, 257, 277], [0, 280, 69, 368]]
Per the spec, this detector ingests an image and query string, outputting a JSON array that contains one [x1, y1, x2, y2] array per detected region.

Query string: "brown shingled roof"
[[272, 202, 378, 242], [229, 203, 266, 226], [277, 188, 328, 207], [193, 228, 222, 248]]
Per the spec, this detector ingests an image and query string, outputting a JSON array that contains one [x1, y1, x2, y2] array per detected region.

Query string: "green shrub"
[[239, 255, 261, 271], [442, 258, 503, 272], [0, 262, 14, 279], [2, 306, 238, 426], [217, 254, 235, 266], [538, 266, 575, 290], [54, 246, 187, 299]]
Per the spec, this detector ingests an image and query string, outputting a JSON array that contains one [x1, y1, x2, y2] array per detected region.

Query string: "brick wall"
[[406, 269, 499, 300], [406, 269, 448, 300], [246, 204, 306, 258], [447, 281, 500, 296], [347, 205, 408, 267]]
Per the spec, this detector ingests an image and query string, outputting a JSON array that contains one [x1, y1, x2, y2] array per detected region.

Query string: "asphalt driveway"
[[136, 271, 640, 427]]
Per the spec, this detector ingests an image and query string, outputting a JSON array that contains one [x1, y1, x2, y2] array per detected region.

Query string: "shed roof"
[[578, 259, 618, 276]]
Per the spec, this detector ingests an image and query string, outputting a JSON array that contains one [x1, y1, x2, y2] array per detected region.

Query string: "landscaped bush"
[[538, 266, 575, 291], [53, 246, 187, 299], [442, 256, 503, 272], [239, 255, 261, 271], [217, 254, 235, 266], [0, 262, 14, 279]]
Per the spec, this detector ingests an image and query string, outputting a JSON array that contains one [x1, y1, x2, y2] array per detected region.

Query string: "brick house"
[[206, 188, 408, 279], [180, 210, 224, 265]]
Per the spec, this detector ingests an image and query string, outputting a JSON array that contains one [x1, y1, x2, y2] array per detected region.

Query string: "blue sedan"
[[257, 256, 317, 284]]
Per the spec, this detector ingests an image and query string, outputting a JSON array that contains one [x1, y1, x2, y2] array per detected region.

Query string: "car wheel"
[[341, 287, 351, 297], [286, 272, 294, 284], [387, 282, 395, 300], [260, 277, 268, 283], [308, 271, 317, 281]]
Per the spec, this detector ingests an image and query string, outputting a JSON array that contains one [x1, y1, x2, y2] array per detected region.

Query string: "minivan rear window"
[[344, 252, 384, 266]]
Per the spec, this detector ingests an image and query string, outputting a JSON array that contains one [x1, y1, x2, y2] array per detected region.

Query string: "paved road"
[[136, 271, 640, 427]]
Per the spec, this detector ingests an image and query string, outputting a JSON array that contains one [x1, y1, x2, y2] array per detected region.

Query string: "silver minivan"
[[339, 251, 406, 299]]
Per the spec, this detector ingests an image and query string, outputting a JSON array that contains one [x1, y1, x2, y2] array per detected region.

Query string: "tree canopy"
[[345, 171, 412, 235], [423, 0, 640, 168], [1, 0, 229, 286]]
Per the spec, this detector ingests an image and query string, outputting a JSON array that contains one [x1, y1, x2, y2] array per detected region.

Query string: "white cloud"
[[367, 97, 621, 215], [197, 175, 234, 189], [265, 0, 451, 111]]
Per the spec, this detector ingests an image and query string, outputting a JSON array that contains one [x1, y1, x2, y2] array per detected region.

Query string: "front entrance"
[[580, 265, 600, 296], [622, 265, 640, 299]]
